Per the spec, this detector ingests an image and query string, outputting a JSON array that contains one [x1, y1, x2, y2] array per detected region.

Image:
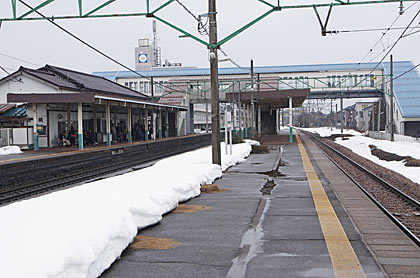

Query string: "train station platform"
[[101, 130, 420, 278]]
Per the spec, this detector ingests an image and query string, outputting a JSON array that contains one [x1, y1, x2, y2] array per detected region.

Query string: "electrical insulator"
[[399, 1, 404, 15]]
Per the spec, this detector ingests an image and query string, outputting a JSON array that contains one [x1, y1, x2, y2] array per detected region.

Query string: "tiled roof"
[[13, 65, 149, 99], [0, 104, 15, 114], [0, 106, 26, 117]]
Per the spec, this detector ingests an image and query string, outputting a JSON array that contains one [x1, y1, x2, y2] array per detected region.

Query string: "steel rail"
[[301, 130, 420, 248], [0, 141, 209, 206]]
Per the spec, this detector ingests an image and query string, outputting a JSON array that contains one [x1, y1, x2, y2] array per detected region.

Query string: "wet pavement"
[[101, 138, 384, 278]]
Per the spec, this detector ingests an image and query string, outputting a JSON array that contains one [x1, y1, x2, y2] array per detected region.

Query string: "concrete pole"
[[340, 93, 344, 133], [390, 55, 394, 141], [158, 110, 162, 139], [33, 103, 38, 150], [144, 109, 149, 140], [289, 97, 293, 143], [377, 98, 381, 131], [238, 91, 242, 139], [93, 105, 97, 133], [250, 59, 255, 138], [209, 0, 221, 165], [77, 102, 83, 150], [128, 104, 132, 143], [106, 102, 111, 146], [175, 110, 179, 136], [335, 103, 338, 129], [67, 104, 71, 132], [257, 105, 262, 136], [165, 110, 169, 138], [205, 100, 209, 133]]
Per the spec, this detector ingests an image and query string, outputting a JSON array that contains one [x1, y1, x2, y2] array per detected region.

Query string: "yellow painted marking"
[[296, 134, 366, 278]]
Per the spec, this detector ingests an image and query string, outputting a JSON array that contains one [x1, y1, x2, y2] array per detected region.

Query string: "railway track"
[[301, 131, 420, 247], [0, 136, 211, 206]]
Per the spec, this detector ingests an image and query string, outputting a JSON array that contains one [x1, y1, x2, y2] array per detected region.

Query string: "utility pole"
[[209, 0, 221, 165], [250, 59, 255, 138], [390, 55, 394, 142]]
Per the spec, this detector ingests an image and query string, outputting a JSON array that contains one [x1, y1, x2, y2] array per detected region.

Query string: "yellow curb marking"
[[296, 134, 366, 278]]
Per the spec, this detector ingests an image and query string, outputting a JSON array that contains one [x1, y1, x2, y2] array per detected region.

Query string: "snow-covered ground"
[[0, 145, 22, 155], [299, 127, 363, 137], [300, 127, 420, 185], [0, 141, 256, 278]]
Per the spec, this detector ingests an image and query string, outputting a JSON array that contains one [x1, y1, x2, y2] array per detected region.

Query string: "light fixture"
[[399, 1, 404, 15]]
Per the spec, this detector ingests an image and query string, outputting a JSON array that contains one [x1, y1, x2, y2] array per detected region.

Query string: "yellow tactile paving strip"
[[296, 134, 366, 278]]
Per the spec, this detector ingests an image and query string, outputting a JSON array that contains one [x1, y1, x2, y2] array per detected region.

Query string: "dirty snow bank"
[[0, 141, 255, 278]]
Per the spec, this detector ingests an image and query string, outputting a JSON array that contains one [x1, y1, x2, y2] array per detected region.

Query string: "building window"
[[124, 82, 129, 87]]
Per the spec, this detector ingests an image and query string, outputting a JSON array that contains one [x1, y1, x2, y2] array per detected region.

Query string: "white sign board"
[[225, 111, 233, 128]]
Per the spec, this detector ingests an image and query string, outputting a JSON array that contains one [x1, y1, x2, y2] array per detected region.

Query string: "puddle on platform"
[[299, 267, 335, 278], [225, 197, 270, 278]]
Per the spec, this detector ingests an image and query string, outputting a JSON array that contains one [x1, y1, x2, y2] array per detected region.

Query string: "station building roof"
[[0, 65, 186, 110], [94, 61, 420, 118]]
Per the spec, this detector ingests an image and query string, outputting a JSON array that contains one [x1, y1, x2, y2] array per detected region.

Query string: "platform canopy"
[[225, 89, 310, 109]]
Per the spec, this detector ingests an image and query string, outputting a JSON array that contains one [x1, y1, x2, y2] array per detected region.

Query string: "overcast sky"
[[0, 0, 419, 78]]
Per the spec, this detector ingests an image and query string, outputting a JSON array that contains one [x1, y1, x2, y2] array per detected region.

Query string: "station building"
[[94, 60, 420, 137], [0, 65, 186, 149]]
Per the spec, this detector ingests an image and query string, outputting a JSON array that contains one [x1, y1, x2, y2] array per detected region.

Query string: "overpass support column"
[[78, 102, 83, 150], [144, 108, 149, 141], [257, 105, 261, 136], [106, 102, 111, 146], [128, 104, 132, 143], [33, 103, 38, 150], [289, 97, 293, 143]]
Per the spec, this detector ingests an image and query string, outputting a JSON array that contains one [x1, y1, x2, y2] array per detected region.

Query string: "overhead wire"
[[17, 0, 188, 96], [0, 52, 41, 67], [352, 7, 420, 88], [336, 1, 420, 89]]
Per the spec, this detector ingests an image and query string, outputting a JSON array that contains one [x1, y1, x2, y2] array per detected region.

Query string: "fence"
[[0, 128, 33, 148], [368, 131, 420, 143]]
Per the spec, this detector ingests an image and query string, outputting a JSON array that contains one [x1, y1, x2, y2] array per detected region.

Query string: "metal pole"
[[209, 0, 221, 165], [250, 59, 255, 138], [390, 55, 394, 141], [377, 98, 381, 131], [106, 102, 111, 146], [238, 90, 242, 139], [78, 102, 83, 150], [33, 103, 38, 150], [340, 93, 343, 133], [289, 97, 293, 143], [128, 104, 132, 143]]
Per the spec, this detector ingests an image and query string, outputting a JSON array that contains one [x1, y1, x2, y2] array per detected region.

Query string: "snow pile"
[[335, 136, 420, 184], [301, 127, 420, 185], [0, 145, 22, 155], [0, 141, 254, 278]]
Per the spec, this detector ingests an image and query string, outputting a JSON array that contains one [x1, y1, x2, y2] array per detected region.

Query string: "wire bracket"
[[313, 5, 333, 36]]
